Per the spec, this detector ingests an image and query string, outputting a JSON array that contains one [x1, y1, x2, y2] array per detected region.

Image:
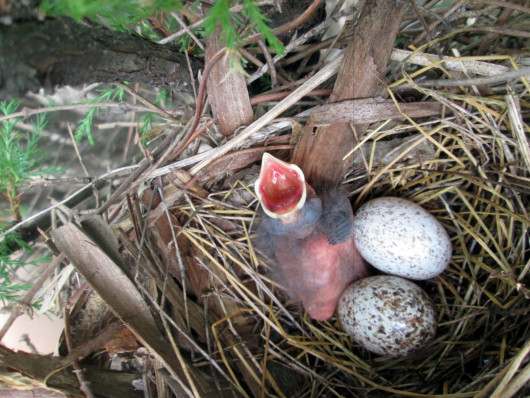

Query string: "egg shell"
[[353, 197, 451, 279], [338, 276, 437, 357]]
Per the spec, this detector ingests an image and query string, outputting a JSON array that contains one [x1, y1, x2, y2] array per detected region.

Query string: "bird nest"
[[141, 79, 529, 397], [96, 40, 529, 398]]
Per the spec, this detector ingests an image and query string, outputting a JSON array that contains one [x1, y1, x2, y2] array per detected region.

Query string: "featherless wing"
[[319, 191, 354, 245]]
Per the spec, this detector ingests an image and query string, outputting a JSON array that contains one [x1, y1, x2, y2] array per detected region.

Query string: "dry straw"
[[124, 3, 529, 397]]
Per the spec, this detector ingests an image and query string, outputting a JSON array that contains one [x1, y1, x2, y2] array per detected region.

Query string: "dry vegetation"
[[1, 0, 529, 397]]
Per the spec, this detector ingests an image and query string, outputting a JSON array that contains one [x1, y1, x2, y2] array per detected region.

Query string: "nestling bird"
[[255, 153, 368, 321]]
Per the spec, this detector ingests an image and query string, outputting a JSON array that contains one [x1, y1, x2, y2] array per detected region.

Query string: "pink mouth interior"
[[258, 160, 303, 215]]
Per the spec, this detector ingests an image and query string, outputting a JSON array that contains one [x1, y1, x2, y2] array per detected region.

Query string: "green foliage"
[[0, 100, 50, 217], [139, 88, 170, 138], [0, 233, 32, 305], [157, 88, 171, 105], [139, 113, 154, 138], [204, 0, 240, 49], [242, 0, 284, 55], [204, 0, 284, 55], [0, 101, 56, 305], [75, 85, 126, 145], [39, 0, 184, 26], [41, 0, 284, 55]]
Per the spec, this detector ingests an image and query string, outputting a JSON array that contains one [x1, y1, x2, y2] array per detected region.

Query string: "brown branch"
[[292, 0, 408, 185], [0, 17, 198, 100]]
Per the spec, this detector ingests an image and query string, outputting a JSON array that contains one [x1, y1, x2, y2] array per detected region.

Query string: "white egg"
[[353, 197, 451, 280], [338, 276, 437, 357]]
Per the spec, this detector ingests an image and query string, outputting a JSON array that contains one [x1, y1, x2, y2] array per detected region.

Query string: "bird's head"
[[255, 153, 309, 223]]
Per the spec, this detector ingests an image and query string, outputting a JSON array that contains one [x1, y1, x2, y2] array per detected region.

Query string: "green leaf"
[[39, 0, 185, 26]]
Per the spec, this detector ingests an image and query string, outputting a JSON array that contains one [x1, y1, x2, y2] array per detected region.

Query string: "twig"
[[0, 166, 137, 243], [409, 0, 436, 42], [413, 66, 530, 87], [189, 53, 344, 175], [19, 334, 38, 354], [257, 39, 278, 87], [67, 123, 89, 177], [390, 49, 510, 76], [0, 102, 157, 123], [469, 0, 530, 14], [238, 46, 290, 85], [157, 1, 277, 44], [170, 11, 204, 51], [21, 176, 103, 189], [248, 0, 323, 43], [250, 89, 332, 104], [412, 0, 467, 45], [280, 33, 352, 66], [63, 289, 95, 398], [117, 83, 179, 122], [465, 26, 530, 39], [95, 120, 188, 215], [168, 50, 225, 160], [122, 82, 139, 162]]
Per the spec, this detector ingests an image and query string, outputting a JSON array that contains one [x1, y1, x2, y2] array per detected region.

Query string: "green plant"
[[203, 0, 284, 54], [0, 100, 55, 304], [0, 233, 33, 305], [0, 100, 52, 220], [75, 85, 125, 145], [139, 88, 171, 138], [39, 0, 185, 26], [40, 0, 284, 55]]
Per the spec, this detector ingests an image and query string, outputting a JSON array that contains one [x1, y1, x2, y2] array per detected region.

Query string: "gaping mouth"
[[255, 153, 307, 219]]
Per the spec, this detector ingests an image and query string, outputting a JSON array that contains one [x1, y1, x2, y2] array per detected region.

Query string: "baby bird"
[[255, 153, 368, 321]]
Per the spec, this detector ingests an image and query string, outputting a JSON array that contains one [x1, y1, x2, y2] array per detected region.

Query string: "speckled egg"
[[337, 276, 437, 357], [353, 197, 451, 280]]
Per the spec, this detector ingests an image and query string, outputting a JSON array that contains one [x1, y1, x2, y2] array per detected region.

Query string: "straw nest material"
[[117, 10, 529, 396]]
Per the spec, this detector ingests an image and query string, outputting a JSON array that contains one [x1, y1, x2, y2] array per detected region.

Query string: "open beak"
[[255, 153, 307, 221]]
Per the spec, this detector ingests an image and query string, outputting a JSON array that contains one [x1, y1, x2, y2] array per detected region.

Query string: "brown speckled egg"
[[337, 276, 437, 357], [353, 197, 452, 280]]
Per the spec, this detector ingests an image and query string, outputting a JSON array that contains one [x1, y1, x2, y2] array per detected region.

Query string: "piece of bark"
[[307, 98, 443, 125], [104, 327, 140, 356], [0, 345, 142, 397], [51, 221, 219, 397], [0, 17, 197, 99], [57, 289, 117, 356], [205, 25, 254, 136], [292, 0, 408, 185]]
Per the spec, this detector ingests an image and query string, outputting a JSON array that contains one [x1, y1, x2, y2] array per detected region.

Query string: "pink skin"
[[275, 230, 368, 321], [256, 153, 369, 321]]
